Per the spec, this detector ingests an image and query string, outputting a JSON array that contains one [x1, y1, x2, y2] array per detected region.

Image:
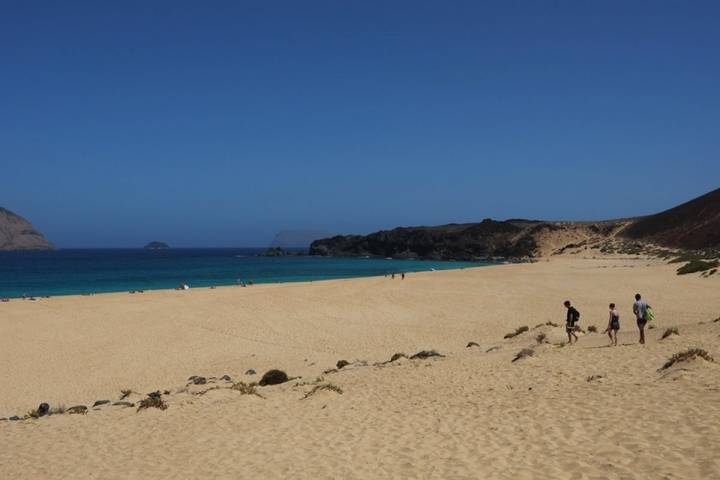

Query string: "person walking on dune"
[[605, 303, 620, 346], [564, 300, 580, 344], [633, 293, 649, 344]]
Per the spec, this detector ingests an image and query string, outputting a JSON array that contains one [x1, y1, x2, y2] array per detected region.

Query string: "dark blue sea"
[[0, 249, 493, 298]]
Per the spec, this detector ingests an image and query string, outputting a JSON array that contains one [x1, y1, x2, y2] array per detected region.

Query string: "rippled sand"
[[1, 256, 719, 479]]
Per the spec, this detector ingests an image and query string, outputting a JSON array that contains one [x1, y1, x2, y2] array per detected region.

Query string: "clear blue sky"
[[2, 1, 719, 247]]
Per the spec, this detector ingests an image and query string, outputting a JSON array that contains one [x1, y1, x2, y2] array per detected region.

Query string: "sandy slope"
[[1, 257, 719, 479]]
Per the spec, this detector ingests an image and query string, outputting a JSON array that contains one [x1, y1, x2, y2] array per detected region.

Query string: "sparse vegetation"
[[231, 381, 263, 398], [50, 405, 66, 415], [137, 394, 168, 411], [504, 325, 530, 339], [512, 348, 535, 362], [302, 383, 343, 399], [661, 326, 679, 340], [660, 348, 714, 370], [535, 333, 547, 344], [573, 325, 585, 334], [120, 389, 133, 400], [545, 321, 559, 327], [588, 325, 598, 333], [676, 259, 719, 275]]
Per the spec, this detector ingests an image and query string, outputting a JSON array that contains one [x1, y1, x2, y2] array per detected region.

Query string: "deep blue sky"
[[2, 1, 719, 247]]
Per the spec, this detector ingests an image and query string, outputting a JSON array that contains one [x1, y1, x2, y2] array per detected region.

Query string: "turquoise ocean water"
[[0, 249, 495, 298]]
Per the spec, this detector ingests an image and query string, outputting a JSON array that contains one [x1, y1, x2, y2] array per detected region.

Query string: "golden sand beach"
[[1, 256, 719, 479]]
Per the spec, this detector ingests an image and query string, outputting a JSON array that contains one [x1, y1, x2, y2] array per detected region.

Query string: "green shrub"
[[677, 259, 719, 275]]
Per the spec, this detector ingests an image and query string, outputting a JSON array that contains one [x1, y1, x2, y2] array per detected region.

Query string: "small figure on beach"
[[564, 300, 580, 343], [401, 272, 405, 280], [391, 273, 395, 279], [605, 302, 620, 346], [633, 293, 650, 344]]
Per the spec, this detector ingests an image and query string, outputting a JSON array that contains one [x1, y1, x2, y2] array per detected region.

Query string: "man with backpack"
[[633, 293, 651, 344], [564, 300, 580, 344]]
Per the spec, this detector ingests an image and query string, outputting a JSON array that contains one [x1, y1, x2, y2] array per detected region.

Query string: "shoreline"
[[0, 255, 495, 300]]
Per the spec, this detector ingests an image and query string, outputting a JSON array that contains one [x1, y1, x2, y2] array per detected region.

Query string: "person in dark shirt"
[[564, 300, 580, 344]]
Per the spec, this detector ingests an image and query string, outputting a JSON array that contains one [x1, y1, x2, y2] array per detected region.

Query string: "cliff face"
[[0, 208, 54, 251]]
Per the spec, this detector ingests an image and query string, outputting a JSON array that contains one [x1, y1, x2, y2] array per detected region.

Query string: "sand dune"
[[1, 256, 719, 479]]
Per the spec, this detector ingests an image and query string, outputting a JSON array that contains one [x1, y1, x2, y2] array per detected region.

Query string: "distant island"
[[0, 207, 54, 251], [144, 241, 170, 250]]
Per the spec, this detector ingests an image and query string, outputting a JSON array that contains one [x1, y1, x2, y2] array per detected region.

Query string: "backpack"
[[645, 306, 654, 322], [571, 307, 580, 323]]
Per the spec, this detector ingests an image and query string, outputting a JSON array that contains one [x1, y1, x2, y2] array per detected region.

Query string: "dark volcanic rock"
[[390, 353, 406, 362], [245, 369, 257, 376], [336, 360, 350, 369], [309, 219, 539, 260], [261, 247, 286, 257], [192, 377, 207, 385], [410, 350, 444, 360], [92, 400, 111, 407], [259, 369, 289, 386], [220, 374, 232, 382], [37, 403, 50, 417]]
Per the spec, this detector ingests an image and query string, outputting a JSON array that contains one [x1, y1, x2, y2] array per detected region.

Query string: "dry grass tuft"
[[302, 383, 343, 399], [231, 381, 264, 398], [660, 348, 714, 370], [512, 348, 535, 363], [587, 325, 598, 333], [661, 327, 679, 340], [535, 333, 547, 344], [119, 389, 133, 400], [137, 395, 168, 412], [504, 325, 530, 339], [545, 321, 559, 327]]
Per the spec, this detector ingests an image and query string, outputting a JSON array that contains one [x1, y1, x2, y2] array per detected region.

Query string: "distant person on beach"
[[391, 273, 395, 279], [633, 293, 649, 344], [401, 273, 405, 280], [605, 303, 620, 346], [564, 300, 580, 344]]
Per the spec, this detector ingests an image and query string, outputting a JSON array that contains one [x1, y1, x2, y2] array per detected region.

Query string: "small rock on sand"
[[93, 400, 111, 407], [67, 405, 88, 415], [336, 360, 350, 369], [390, 353, 406, 362], [259, 369, 289, 386], [245, 369, 257, 376], [113, 401, 134, 407], [221, 375, 232, 381], [466, 342, 480, 348], [37, 403, 50, 417], [192, 377, 207, 385]]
